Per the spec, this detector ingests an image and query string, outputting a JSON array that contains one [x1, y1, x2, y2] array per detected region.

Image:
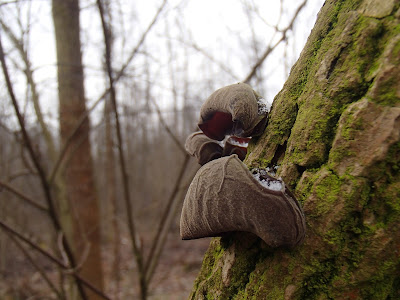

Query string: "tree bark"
[[189, 0, 400, 299], [52, 0, 104, 298]]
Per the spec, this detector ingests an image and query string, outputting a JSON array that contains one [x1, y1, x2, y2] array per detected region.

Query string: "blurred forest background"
[[0, 0, 323, 299]]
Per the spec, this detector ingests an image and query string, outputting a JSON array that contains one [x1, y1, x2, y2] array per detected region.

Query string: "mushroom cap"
[[198, 83, 267, 141], [184, 131, 223, 165], [180, 155, 306, 248]]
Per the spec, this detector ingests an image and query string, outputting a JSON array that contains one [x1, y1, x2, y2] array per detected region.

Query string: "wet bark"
[[189, 0, 400, 299]]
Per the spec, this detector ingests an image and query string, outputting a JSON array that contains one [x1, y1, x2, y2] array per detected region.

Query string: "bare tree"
[[52, 0, 103, 298]]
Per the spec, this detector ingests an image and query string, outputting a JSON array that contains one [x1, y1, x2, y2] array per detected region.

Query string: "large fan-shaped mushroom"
[[180, 155, 306, 248]]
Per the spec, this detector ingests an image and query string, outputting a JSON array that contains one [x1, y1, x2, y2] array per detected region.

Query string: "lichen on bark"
[[189, 0, 400, 299]]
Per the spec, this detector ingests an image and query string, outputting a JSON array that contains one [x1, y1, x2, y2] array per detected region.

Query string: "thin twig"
[[0, 19, 57, 163], [0, 27, 86, 300], [243, 0, 307, 83], [6, 232, 65, 299], [144, 153, 190, 283], [96, 0, 151, 298], [0, 220, 112, 300], [151, 99, 187, 154], [7, 169, 34, 181], [175, 37, 240, 81], [48, 0, 167, 186], [0, 180, 48, 212]]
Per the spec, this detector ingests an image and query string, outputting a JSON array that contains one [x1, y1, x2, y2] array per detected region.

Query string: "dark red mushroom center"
[[198, 111, 234, 141]]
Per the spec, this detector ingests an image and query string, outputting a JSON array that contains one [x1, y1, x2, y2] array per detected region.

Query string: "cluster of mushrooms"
[[180, 83, 306, 248]]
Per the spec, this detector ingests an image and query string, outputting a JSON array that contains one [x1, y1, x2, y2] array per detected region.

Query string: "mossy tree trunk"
[[190, 0, 400, 299]]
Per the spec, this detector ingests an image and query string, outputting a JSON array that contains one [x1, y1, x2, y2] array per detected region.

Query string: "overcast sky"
[[0, 0, 325, 128]]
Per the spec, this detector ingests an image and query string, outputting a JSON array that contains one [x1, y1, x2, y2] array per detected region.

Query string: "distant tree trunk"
[[104, 96, 121, 298], [52, 0, 104, 298], [189, 0, 400, 299]]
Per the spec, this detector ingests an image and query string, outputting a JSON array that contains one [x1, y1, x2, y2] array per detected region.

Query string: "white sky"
[[0, 0, 325, 129]]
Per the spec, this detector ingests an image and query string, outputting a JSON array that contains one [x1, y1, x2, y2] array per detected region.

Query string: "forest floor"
[[0, 228, 210, 299]]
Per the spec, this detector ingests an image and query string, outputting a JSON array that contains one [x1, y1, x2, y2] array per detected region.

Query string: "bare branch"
[[96, 0, 153, 298], [114, 0, 167, 80], [0, 19, 57, 162], [151, 99, 187, 154], [0, 180, 48, 212], [0, 220, 112, 300], [144, 153, 191, 283], [48, 0, 167, 186], [6, 232, 65, 299], [7, 169, 34, 181], [243, 0, 307, 83], [175, 37, 240, 81], [0, 25, 86, 299]]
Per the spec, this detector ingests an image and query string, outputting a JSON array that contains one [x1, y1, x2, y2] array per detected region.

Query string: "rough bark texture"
[[189, 0, 400, 299], [52, 0, 104, 298]]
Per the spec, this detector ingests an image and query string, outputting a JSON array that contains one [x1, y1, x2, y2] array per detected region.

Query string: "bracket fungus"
[[185, 131, 223, 165], [221, 136, 250, 161], [180, 155, 305, 248], [185, 132, 250, 164], [181, 83, 306, 248], [198, 83, 269, 141]]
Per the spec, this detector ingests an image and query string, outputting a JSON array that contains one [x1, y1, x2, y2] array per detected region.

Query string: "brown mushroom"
[[198, 83, 268, 141], [180, 155, 306, 248], [184, 131, 223, 165], [222, 136, 250, 161]]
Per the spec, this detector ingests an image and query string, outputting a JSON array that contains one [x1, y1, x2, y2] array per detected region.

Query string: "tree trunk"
[[189, 0, 400, 299], [104, 96, 121, 297], [52, 0, 104, 298]]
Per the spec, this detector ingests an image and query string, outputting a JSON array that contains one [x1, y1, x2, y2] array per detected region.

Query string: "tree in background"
[[189, 0, 400, 298], [52, 0, 103, 298]]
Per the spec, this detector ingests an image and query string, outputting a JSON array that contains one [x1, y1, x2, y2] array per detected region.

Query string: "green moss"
[[224, 249, 258, 297], [393, 36, 400, 57], [253, 148, 270, 168], [268, 100, 298, 144], [299, 258, 340, 299], [369, 141, 400, 182], [366, 23, 400, 106], [372, 76, 400, 106], [360, 264, 399, 299], [238, 252, 290, 299], [353, 16, 386, 77], [315, 172, 342, 213], [189, 239, 225, 299], [384, 183, 400, 214]]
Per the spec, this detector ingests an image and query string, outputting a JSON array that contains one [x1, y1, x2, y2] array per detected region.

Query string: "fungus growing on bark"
[[180, 155, 306, 248], [221, 136, 250, 161], [198, 83, 269, 141], [181, 83, 305, 248], [184, 131, 223, 165], [185, 133, 250, 165]]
